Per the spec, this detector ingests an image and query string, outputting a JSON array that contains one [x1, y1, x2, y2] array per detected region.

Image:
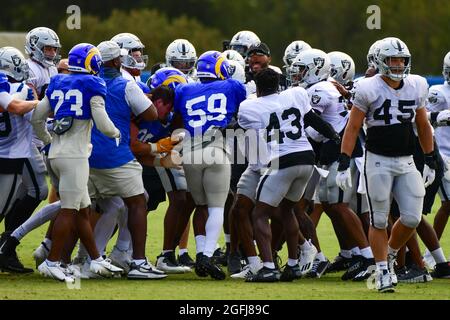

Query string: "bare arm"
[[130, 121, 152, 157], [31, 96, 52, 145], [90, 96, 120, 138], [341, 106, 366, 156], [415, 107, 434, 154]]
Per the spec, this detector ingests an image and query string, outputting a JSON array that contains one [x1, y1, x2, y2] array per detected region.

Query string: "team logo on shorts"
[[311, 94, 321, 104]]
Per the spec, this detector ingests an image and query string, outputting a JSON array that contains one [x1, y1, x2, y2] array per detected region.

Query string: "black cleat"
[[194, 253, 209, 277], [0, 233, 33, 274], [430, 262, 450, 279], [327, 253, 352, 273], [306, 259, 330, 278], [197, 254, 226, 280], [280, 264, 302, 282], [341, 255, 364, 280], [398, 265, 433, 283], [212, 247, 228, 266], [245, 266, 280, 283], [227, 252, 242, 275], [351, 258, 376, 282], [178, 252, 195, 268]]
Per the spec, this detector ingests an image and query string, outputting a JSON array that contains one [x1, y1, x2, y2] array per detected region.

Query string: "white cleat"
[[376, 270, 395, 293], [33, 242, 50, 268], [108, 246, 131, 274], [298, 242, 318, 275], [128, 259, 167, 280], [38, 261, 75, 283], [156, 252, 190, 274], [387, 253, 398, 286], [80, 262, 106, 279], [230, 262, 263, 279], [90, 258, 123, 277]]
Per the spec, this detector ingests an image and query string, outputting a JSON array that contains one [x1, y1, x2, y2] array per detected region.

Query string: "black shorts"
[[142, 165, 166, 212]]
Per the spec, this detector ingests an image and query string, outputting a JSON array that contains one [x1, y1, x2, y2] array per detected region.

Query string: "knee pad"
[[371, 211, 389, 229], [399, 212, 421, 228]]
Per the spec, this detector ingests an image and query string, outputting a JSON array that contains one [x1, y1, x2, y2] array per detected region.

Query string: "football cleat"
[[90, 258, 123, 277], [33, 241, 50, 268], [230, 262, 262, 279], [375, 270, 395, 293], [156, 251, 190, 273], [38, 261, 74, 283], [178, 252, 196, 268], [397, 265, 433, 283], [430, 261, 450, 279], [327, 253, 352, 272], [298, 242, 318, 275], [306, 258, 330, 279], [387, 253, 398, 286], [196, 254, 226, 280], [128, 259, 167, 280], [245, 266, 280, 283], [108, 246, 131, 274], [227, 252, 242, 275], [280, 264, 302, 282]]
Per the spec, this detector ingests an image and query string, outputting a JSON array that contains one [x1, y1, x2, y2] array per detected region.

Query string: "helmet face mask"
[[229, 31, 260, 59], [166, 39, 197, 74], [375, 37, 411, 81], [288, 49, 330, 88], [0, 47, 30, 82], [111, 33, 147, 70], [25, 27, 61, 68]]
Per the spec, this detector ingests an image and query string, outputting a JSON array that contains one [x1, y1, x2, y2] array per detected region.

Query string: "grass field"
[[1, 200, 449, 300]]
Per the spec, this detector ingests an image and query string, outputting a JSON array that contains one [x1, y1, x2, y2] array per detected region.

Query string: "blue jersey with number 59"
[[174, 79, 246, 136], [46, 74, 107, 120]]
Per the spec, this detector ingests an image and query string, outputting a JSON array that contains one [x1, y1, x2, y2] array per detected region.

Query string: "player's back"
[[174, 78, 246, 136], [46, 73, 106, 159]]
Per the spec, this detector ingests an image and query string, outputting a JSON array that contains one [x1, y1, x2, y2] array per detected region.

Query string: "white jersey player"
[[337, 37, 435, 292]]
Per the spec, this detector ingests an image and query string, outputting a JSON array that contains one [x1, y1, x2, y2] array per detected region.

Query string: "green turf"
[[1, 200, 449, 300]]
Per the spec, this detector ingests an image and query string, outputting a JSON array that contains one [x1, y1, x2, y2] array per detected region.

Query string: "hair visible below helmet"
[[111, 33, 148, 70], [283, 40, 312, 68], [229, 30, 260, 58], [288, 48, 331, 88], [328, 51, 355, 86], [196, 50, 232, 80], [25, 27, 61, 67], [443, 51, 450, 84], [227, 60, 246, 83], [374, 37, 411, 81], [221, 50, 245, 69], [165, 39, 197, 74], [68, 43, 102, 75], [147, 67, 187, 90], [367, 40, 382, 68], [0, 47, 30, 82]]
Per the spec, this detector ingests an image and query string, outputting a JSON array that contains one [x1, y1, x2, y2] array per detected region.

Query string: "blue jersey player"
[[31, 43, 122, 282], [173, 50, 246, 280]]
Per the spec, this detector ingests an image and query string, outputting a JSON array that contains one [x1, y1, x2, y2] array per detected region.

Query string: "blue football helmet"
[[147, 67, 187, 90], [68, 43, 102, 75], [196, 50, 231, 80], [136, 81, 150, 94]]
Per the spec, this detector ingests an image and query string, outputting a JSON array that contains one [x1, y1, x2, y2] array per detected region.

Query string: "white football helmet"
[[25, 27, 61, 67], [367, 40, 382, 68], [229, 30, 260, 58], [288, 48, 331, 88], [0, 47, 30, 82], [227, 59, 245, 83], [283, 41, 312, 68], [221, 49, 245, 69], [328, 51, 355, 86], [443, 51, 450, 84], [165, 39, 197, 74], [111, 33, 148, 70], [374, 37, 411, 81]]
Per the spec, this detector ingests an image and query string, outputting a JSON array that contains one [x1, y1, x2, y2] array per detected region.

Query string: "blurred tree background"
[[1, 0, 449, 75]]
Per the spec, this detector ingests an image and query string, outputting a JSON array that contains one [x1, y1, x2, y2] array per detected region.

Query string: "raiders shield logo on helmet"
[[11, 55, 21, 66], [428, 92, 438, 104], [29, 35, 39, 47], [311, 94, 321, 104], [313, 57, 325, 69], [342, 60, 351, 72], [228, 64, 236, 76]]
